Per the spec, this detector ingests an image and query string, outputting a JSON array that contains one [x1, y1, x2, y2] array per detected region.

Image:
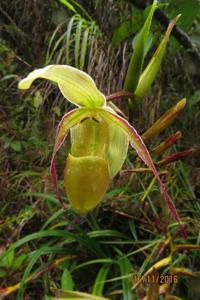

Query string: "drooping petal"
[[100, 108, 186, 237], [50, 108, 92, 201], [18, 65, 106, 108]]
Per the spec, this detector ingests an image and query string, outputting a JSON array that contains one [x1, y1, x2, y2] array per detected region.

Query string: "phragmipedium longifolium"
[[18, 64, 184, 236], [18, 0, 185, 236]]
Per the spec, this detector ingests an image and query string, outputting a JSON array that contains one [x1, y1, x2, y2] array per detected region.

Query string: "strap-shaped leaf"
[[18, 65, 106, 108], [92, 265, 110, 296], [142, 98, 186, 141], [157, 148, 194, 166], [151, 131, 182, 156], [135, 15, 181, 102], [100, 108, 186, 237], [51, 287, 109, 299], [118, 256, 133, 300], [124, 0, 157, 92], [50, 108, 92, 201]]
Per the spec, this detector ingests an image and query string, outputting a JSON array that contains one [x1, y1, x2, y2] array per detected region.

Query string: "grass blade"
[[61, 268, 74, 291], [118, 256, 133, 300], [51, 288, 109, 299], [75, 19, 83, 68], [92, 265, 110, 296], [66, 16, 75, 64], [80, 28, 89, 69]]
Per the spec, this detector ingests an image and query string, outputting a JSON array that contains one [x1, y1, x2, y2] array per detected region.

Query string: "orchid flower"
[[18, 65, 184, 235]]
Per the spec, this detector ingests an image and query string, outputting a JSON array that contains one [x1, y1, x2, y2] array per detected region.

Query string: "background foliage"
[[0, 0, 200, 299]]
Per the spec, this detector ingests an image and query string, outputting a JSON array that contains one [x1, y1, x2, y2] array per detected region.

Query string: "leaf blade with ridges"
[[142, 98, 186, 141]]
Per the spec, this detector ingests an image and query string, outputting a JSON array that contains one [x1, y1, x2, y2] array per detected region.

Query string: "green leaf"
[[0, 248, 15, 268], [188, 89, 200, 109], [59, 0, 77, 13], [118, 256, 133, 300], [72, 259, 113, 272], [59, 0, 93, 21], [10, 140, 21, 152], [46, 30, 67, 65], [51, 288, 109, 300], [33, 90, 43, 109], [18, 65, 106, 108], [134, 15, 180, 103], [66, 16, 75, 64], [88, 230, 128, 239], [124, 0, 157, 92], [17, 244, 51, 299], [41, 208, 64, 230], [80, 28, 89, 69], [132, 30, 153, 58], [75, 20, 82, 68], [53, 106, 61, 117], [45, 23, 63, 64], [61, 268, 74, 291], [0, 229, 90, 262], [168, 0, 200, 52], [167, 0, 200, 31], [92, 265, 110, 296], [12, 254, 27, 271]]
